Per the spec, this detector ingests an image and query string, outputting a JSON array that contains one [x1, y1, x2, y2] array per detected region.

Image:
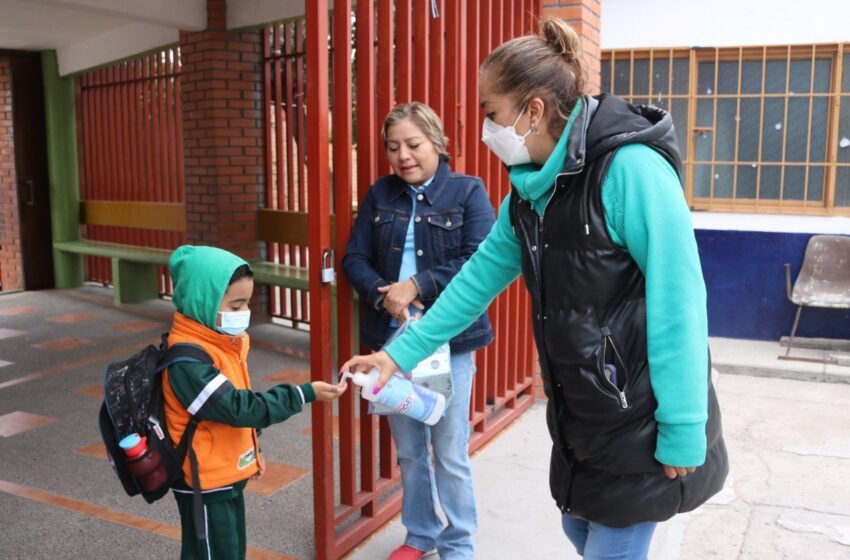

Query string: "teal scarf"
[[508, 98, 583, 215]]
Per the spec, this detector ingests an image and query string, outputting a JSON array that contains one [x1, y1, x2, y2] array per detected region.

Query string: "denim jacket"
[[342, 160, 496, 353]]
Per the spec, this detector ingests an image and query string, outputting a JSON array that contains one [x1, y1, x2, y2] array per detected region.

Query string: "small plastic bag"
[[370, 318, 453, 416]]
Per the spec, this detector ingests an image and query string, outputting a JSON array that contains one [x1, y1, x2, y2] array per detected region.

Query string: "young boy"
[[163, 245, 346, 559]]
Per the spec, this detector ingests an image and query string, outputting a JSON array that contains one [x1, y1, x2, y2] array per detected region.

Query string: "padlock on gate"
[[321, 249, 335, 284]]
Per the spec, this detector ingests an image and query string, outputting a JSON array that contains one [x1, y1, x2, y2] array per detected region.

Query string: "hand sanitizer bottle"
[[345, 368, 445, 425]]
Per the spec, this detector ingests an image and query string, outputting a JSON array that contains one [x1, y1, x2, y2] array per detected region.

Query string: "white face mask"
[[481, 109, 533, 166], [217, 310, 251, 336]]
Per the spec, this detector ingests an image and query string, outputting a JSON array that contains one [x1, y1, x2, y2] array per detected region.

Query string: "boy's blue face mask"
[[217, 310, 251, 336]]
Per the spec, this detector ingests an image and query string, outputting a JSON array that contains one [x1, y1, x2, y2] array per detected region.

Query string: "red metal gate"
[[76, 48, 185, 292], [289, 2, 544, 557]]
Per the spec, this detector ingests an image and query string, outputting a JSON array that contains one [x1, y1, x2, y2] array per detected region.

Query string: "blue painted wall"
[[696, 229, 850, 341]]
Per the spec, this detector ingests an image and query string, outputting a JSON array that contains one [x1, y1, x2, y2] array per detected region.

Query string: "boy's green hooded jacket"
[[165, 245, 316, 484], [169, 245, 250, 330]]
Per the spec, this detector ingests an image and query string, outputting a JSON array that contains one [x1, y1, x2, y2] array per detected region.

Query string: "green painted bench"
[[53, 201, 185, 304], [54, 238, 173, 304], [53, 203, 327, 304]]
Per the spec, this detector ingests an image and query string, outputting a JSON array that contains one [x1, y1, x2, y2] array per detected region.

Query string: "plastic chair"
[[783, 235, 850, 359]]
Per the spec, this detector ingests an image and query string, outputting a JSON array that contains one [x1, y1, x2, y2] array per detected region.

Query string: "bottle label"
[[396, 394, 415, 415], [374, 376, 438, 423]]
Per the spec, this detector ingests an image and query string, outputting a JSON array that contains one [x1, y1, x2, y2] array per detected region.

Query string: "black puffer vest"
[[510, 93, 728, 527]]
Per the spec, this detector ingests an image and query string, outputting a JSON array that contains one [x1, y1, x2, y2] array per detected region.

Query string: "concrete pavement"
[[2, 286, 849, 559], [348, 342, 850, 559]]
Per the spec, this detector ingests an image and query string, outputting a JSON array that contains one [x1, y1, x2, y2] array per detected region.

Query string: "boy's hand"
[[250, 466, 265, 481], [312, 380, 347, 401]]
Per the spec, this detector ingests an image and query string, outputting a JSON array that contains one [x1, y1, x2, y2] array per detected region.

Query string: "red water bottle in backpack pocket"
[[118, 433, 169, 493]]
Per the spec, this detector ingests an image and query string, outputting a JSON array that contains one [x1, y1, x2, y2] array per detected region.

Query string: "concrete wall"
[[696, 229, 850, 341], [600, 0, 850, 49], [599, 0, 850, 341]]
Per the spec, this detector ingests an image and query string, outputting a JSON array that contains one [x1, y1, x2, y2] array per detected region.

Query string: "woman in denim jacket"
[[342, 102, 495, 560]]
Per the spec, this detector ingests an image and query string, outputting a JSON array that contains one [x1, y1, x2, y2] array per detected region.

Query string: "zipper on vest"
[[601, 327, 629, 409], [616, 388, 628, 409], [516, 201, 543, 294], [552, 170, 589, 236]]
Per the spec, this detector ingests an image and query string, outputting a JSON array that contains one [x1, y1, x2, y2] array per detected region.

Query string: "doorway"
[[10, 52, 54, 290]]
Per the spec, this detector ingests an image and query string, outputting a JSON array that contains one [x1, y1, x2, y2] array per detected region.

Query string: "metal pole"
[[306, 1, 334, 557]]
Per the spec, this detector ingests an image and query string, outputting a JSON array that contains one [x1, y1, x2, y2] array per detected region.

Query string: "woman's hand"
[[340, 351, 400, 393], [378, 279, 424, 322], [662, 465, 697, 479]]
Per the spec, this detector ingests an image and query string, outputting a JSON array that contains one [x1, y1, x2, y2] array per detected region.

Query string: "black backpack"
[[98, 334, 216, 541]]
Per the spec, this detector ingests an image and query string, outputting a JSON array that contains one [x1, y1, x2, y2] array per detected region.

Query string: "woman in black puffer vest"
[[343, 18, 728, 560]]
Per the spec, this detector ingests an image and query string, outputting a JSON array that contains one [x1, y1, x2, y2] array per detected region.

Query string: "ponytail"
[[481, 17, 586, 138]]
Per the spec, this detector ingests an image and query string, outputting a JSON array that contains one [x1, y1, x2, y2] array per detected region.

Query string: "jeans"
[[388, 352, 477, 559], [562, 514, 656, 560]]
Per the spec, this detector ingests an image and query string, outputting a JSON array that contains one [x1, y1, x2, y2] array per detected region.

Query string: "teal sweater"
[[385, 104, 709, 468]]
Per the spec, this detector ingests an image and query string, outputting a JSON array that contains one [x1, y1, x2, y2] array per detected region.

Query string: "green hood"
[[169, 245, 251, 330]]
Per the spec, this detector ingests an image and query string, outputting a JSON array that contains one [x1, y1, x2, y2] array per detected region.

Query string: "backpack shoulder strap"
[[158, 341, 221, 545], [158, 343, 213, 370], [159, 341, 227, 421]]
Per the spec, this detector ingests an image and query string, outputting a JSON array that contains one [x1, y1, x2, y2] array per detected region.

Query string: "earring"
[[530, 124, 540, 135]]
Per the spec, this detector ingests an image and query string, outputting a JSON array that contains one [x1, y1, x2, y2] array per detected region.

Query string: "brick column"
[[0, 56, 23, 291], [180, 0, 265, 259], [543, 0, 602, 95], [180, 0, 267, 314]]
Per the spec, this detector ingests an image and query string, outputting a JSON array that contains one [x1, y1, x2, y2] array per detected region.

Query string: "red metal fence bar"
[[76, 49, 185, 292], [295, 20, 310, 323], [396, 0, 412, 104], [332, 0, 357, 514], [305, 3, 334, 558], [374, 1, 397, 485], [429, 0, 445, 116], [353, 0, 383, 518]]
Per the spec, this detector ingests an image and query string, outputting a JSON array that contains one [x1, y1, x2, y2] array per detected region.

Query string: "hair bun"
[[540, 17, 582, 66]]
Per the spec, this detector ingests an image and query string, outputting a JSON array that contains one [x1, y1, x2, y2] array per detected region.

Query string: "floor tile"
[[74, 442, 309, 498], [113, 320, 161, 332], [46, 312, 97, 324], [0, 359, 13, 368], [0, 328, 26, 340], [33, 337, 92, 351], [76, 384, 103, 398], [246, 461, 309, 496], [0, 480, 299, 560], [0, 411, 57, 437], [0, 306, 38, 316], [262, 368, 310, 385], [77, 442, 108, 460]]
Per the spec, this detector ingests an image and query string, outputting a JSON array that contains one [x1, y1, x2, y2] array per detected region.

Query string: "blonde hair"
[[481, 17, 586, 138], [382, 102, 450, 159]]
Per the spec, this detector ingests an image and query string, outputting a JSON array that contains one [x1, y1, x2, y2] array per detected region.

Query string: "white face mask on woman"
[[481, 108, 533, 166], [217, 310, 251, 336]]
